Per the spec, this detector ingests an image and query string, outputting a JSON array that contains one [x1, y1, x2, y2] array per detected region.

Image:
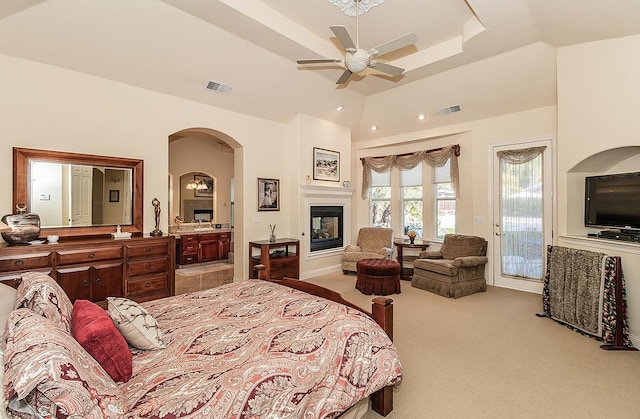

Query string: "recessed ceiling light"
[[417, 114, 426, 120], [335, 105, 343, 111], [370, 125, 378, 131]]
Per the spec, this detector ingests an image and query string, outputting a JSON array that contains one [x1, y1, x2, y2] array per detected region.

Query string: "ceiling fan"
[[296, 7, 418, 84]]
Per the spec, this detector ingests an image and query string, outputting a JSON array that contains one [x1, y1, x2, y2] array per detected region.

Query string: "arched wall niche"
[[168, 127, 243, 279], [566, 146, 640, 235], [568, 146, 640, 173]]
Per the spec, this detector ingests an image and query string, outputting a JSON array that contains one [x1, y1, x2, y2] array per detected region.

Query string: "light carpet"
[[305, 272, 640, 419]]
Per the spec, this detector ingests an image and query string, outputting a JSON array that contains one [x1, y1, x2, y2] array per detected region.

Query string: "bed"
[[1, 271, 402, 418]]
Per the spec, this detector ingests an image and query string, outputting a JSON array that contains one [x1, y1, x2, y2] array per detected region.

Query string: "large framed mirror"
[[13, 147, 143, 238]]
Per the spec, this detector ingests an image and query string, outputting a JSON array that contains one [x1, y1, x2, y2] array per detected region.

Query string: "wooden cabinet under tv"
[[249, 239, 299, 280], [0, 235, 175, 306]]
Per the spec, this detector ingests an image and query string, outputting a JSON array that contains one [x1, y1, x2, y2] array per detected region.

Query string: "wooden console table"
[[394, 239, 430, 281], [249, 239, 299, 279]]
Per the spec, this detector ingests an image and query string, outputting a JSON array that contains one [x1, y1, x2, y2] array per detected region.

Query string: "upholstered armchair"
[[342, 227, 394, 274], [412, 234, 488, 298]]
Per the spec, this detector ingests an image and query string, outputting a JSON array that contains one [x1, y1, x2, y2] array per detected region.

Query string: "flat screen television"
[[585, 172, 640, 229]]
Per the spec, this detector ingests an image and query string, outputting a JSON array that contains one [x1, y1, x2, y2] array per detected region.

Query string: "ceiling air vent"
[[439, 104, 462, 116], [206, 81, 232, 95]]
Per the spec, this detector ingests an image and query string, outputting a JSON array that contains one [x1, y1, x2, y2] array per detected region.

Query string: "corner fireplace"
[[310, 205, 343, 252]]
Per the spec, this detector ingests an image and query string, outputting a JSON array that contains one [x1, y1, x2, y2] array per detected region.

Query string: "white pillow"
[[0, 283, 17, 330], [107, 297, 166, 350]]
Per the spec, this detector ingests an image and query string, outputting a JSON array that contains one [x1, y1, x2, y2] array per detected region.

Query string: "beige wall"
[[557, 34, 640, 346], [168, 138, 233, 225], [0, 54, 289, 279], [352, 106, 557, 285], [291, 114, 352, 277]]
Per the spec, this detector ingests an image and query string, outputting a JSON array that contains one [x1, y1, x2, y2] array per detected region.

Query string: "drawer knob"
[[145, 247, 152, 252], [145, 282, 151, 288], [95, 278, 102, 285], [88, 253, 96, 259], [82, 280, 89, 287], [146, 264, 152, 270], [15, 260, 24, 266]]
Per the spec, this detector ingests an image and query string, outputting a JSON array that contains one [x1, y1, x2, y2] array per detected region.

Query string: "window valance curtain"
[[361, 144, 460, 199]]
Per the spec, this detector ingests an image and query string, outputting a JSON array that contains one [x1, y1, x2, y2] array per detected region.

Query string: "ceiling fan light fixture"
[[345, 50, 369, 73]]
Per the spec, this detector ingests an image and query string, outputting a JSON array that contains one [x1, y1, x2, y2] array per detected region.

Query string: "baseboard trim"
[[300, 264, 342, 280]]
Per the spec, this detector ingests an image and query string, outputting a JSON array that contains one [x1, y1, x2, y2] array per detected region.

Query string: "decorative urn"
[[1, 204, 41, 245]]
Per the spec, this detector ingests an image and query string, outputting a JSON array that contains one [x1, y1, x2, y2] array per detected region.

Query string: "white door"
[[492, 140, 553, 293], [70, 165, 92, 226]]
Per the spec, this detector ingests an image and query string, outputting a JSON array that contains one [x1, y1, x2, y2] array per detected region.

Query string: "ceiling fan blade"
[[297, 58, 342, 65], [330, 25, 356, 51], [369, 33, 418, 58], [336, 69, 353, 85], [369, 61, 405, 76]]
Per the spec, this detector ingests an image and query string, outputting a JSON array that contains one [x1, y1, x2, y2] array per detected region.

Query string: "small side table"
[[249, 239, 300, 280], [394, 239, 430, 281]]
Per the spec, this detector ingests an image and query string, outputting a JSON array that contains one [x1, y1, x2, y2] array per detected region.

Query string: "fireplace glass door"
[[310, 206, 344, 252]]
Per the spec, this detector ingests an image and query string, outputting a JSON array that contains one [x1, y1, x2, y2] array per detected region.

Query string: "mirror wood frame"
[[13, 147, 144, 238]]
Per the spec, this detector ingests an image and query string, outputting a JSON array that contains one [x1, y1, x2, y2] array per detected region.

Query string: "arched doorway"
[[168, 128, 243, 283]]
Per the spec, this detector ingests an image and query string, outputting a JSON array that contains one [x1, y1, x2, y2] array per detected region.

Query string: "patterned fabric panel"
[[123, 280, 403, 418], [543, 246, 632, 346], [3, 309, 126, 418], [13, 271, 73, 334]]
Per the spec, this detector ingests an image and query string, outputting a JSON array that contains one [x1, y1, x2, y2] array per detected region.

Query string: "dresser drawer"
[[126, 274, 168, 296], [57, 247, 123, 265], [127, 257, 168, 277], [198, 233, 219, 242], [0, 253, 51, 272], [180, 254, 198, 265], [126, 242, 169, 258], [181, 242, 198, 255], [269, 257, 298, 270]]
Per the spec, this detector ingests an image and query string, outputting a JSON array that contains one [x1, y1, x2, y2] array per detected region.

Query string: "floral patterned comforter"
[[123, 280, 402, 418]]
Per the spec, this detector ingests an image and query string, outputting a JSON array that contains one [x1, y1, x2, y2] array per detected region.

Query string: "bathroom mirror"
[[13, 147, 143, 238]]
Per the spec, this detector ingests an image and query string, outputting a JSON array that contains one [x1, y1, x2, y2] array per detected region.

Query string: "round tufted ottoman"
[[356, 258, 402, 296]]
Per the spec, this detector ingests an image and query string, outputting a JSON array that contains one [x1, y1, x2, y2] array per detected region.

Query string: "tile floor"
[[175, 262, 234, 295]]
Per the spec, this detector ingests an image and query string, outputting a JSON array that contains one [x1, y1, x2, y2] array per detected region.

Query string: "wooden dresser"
[[0, 235, 175, 305]]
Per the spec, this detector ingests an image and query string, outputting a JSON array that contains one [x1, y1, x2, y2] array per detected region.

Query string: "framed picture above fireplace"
[[258, 178, 280, 211], [313, 147, 340, 182]]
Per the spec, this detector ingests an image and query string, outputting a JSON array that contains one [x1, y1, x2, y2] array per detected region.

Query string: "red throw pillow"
[[71, 299, 132, 383]]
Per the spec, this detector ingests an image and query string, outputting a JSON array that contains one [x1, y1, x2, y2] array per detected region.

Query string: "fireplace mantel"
[[300, 184, 355, 198]]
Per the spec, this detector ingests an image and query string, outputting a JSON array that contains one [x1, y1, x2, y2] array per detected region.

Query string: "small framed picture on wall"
[[109, 190, 120, 202], [258, 178, 280, 211], [313, 147, 340, 182]]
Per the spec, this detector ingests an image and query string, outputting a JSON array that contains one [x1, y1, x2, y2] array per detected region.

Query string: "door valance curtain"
[[361, 144, 460, 199], [496, 146, 546, 164]]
